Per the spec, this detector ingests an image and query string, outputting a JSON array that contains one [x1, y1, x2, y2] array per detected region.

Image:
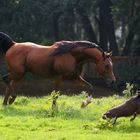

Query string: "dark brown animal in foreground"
[[0, 32, 116, 107], [102, 92, 140, 124]]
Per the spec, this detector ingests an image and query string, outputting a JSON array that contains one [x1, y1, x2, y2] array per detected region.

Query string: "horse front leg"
[[130, 112, 137, 121], [77, 76, 94, 108]]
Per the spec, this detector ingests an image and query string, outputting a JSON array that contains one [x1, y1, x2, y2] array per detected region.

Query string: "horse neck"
[[83, 48, 103, 64], [71, 47, 103, 65]]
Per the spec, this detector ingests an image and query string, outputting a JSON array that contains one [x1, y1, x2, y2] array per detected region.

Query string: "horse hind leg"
[[3, 82, 16, 105], [3, 78, 21, 105], [3, 85, 11, 105], [3, 81, 15, 106], [8, 95, 17, 105], [2, 73, 11, 85], [8, 79, 22, 105], [8, 64, 26, 105], [2, 73, 11, 105]]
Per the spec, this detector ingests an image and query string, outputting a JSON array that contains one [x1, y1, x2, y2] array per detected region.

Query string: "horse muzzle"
[[106, 73, 116, 87], [105, 78, 116, 88], [102, 114, 108, 119]]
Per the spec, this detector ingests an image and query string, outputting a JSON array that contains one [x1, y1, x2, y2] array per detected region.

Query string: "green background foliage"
[[0, 0, 140, 56]]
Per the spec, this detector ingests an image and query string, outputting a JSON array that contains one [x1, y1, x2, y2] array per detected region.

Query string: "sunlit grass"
[[0, 93, 140, 140]]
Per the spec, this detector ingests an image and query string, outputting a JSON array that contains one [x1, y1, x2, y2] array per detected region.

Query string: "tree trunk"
[[122, 1, 140, 55], [76, 6, 97, 43], [99, 0, 119, 55], [52, 12, 61, 41], [99, 0, 108, 51]]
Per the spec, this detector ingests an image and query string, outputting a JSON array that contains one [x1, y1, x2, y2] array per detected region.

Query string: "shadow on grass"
[[0, 104, 84, 120], [0, 96, 86, 120], [0, 106, 49, 118], [57, 106, 83, 119]]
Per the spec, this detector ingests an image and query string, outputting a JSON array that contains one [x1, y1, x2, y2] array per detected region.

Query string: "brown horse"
[[0, 32, 116, 107]]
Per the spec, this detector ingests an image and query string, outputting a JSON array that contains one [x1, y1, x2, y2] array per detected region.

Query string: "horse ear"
[[106, 51, 112, 58], [102, 52, 106, 59], [102, 51, 112, 59], [136, 91, 140, 98]]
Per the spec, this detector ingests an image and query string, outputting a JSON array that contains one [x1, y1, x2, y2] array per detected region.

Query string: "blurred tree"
[[75, 0, 97, 43], [122, 0, 140, 56], [99, 0, 119, 55], [0, 0, 139, 56]]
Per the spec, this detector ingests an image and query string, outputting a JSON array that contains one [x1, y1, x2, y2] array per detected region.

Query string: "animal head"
[[134, 90, 140, 102], [136, 90, 140, 97], [96, 51, 116, 84], [102, 111, 113, 119]]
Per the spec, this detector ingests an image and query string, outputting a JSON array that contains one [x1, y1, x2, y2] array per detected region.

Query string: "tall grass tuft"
[[51, 90, 60, 117], [123, 83, 134, 98]]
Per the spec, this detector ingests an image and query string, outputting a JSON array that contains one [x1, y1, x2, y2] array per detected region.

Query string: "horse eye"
[[105, 65, 109, 69]]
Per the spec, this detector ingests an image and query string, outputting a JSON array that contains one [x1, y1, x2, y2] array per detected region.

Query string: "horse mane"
[[51, 41, 103, 56], [0, 32, 14, 54]]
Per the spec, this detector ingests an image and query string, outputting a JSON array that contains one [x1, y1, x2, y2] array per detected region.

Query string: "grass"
[[0, 93, 140, 140]]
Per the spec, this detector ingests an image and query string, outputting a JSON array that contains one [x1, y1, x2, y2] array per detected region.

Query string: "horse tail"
[[0, 32, 14, 54]]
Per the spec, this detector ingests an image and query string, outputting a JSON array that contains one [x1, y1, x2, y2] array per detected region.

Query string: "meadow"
[[0, 92, 140, 140]]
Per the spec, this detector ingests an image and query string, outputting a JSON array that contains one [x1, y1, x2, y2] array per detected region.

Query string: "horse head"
[[95, 51, 116, 85], [51, 41, 116, 86]]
